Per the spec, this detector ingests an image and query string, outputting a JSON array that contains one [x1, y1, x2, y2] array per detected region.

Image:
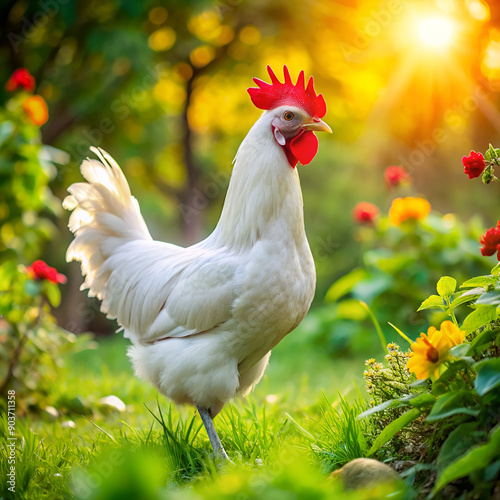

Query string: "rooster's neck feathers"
[[212, 111, 305, 250]]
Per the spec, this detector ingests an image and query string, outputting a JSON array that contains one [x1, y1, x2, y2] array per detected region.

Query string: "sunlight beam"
[[417, 17, 454, 48]]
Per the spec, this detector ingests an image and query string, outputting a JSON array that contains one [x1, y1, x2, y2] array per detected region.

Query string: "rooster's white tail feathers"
[[64, 148, 152, 299]]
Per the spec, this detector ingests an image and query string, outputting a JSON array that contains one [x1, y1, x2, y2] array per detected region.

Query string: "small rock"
[[98, 395, 126, 412], [330, 458, 401, 490], [43, 406, 59, 420], [392, 460, 417, 472], [265, 394, 279, 404]]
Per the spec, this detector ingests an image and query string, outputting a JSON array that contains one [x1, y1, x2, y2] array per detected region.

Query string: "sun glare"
[[417, 17, 454, 48]]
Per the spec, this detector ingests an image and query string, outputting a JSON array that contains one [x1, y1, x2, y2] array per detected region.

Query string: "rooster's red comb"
[[248, 65, 326, 118]]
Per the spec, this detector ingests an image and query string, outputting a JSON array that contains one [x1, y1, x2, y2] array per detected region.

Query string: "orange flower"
[[389, 197, 431, 225], [23, 96, 48, 126], [407, 321, 465, 380]]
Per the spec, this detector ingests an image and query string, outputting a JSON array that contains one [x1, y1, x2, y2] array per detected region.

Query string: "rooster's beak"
[[303, 118, 332, 133]]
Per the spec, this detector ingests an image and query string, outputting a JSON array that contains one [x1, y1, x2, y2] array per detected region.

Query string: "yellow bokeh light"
[[187, 73, 253, 135], [435, 0, 455, 14], [153, 79, 187, 110], [148, 27, 176, 52], [215, 25, 234, 46], [157, 145, 187, 189], [482, 37, 500, 82], [239, 26, 261, 45], [190, 45, 216, 68], [484, 40, 500, 70], [188, 11, 221, 42], [467, 0, 490, 21], [417, 17, 454, 47]]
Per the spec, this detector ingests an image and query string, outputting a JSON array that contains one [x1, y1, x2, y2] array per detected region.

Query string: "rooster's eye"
[[283, 111, 294, 121]]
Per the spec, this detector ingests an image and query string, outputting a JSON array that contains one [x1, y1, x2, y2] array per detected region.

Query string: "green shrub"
[[0, 69, 94, 413]]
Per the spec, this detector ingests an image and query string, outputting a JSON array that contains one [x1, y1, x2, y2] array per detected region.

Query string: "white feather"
[[65, 108, 316, 415]]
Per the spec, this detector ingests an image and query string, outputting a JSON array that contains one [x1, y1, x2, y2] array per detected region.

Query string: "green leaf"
[[357, 399, 398, 419], [0, 121, 14, 146], [433, 424, 500, 494], [460, 275, 496, 289], [367, 408, 421, 455], [474, 358, 500, 396], [427, 391, 478, 421], [449, 343, 470, 359], [450, 290, 482, 309], [437, 276, 457, 299], [325, 268, 367, 302], [44, 282, 61, 308], [336, 299, 367, 321], [468, 327, 498, 355], [24, 279, 42, 297], [388, 322, 413, 345], [485, 143, 496, 161], [476, 291, 500, 306], [432, 361, 473, 395], [352, 273, 393, 303], [492, 262, 500, 277], [408, 393, 437, 409], [461, 305, 497, 334], [437, 422, 484, 470], [417, 295, 445, 312]]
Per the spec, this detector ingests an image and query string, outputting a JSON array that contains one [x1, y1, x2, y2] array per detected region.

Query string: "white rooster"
[[64, 66, 331, 459]]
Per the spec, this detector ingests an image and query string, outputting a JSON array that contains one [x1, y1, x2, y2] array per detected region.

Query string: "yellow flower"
[[23, 95, 49, 126], [406, 320, 464, 380], [389, 197, 431, 225], [439, 320, 466, 347]]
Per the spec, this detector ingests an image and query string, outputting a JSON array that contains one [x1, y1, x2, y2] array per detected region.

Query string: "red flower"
[[353, 202, 379, 225], [463, 151, 485, 179], [385, 166, 410, 189], [26, 260, 67, 284], [5, 68, 35, 92], [480, 223, 500, 260]]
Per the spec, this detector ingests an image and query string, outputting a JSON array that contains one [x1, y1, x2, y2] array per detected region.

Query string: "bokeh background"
[[2, 0, 500, 373]]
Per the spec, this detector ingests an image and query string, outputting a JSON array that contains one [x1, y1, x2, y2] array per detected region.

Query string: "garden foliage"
[[0, 70, 93, 412], [352, 147, 500, 497], [359, 272, 500, 497]]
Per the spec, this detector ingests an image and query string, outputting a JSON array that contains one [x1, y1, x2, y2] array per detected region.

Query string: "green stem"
[[447, 300, 460, 328], [360, 301, 388, 354]]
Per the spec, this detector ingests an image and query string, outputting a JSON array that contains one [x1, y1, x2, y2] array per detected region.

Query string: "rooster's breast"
[[229, 234, 316, 370]]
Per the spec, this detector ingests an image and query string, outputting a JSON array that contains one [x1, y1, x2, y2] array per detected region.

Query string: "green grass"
[[0, 327, 406, 499]]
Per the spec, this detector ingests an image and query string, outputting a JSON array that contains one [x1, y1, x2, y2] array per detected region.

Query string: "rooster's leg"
[[197, 406, 231, 462]]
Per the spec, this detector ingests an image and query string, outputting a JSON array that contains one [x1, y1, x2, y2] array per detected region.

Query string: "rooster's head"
[[248, 65, 331, 168]]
